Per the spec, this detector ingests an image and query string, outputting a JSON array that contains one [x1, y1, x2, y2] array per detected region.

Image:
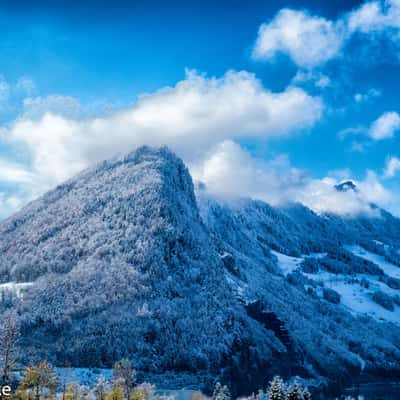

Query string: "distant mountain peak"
[[334, 180, 357, 193]]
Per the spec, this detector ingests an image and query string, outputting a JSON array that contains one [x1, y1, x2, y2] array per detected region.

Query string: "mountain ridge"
[[1, 146, 400, 395]]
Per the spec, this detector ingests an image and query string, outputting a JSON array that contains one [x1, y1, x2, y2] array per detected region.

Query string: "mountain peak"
[[334, 180, 357, 193]]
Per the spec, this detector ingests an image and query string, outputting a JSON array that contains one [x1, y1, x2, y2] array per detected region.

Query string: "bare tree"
[[0, 312, 20, 385]]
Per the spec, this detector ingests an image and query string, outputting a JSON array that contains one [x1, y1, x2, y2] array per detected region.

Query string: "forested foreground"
[[1, 358, 314, 400], [0, 312, 385, 400]]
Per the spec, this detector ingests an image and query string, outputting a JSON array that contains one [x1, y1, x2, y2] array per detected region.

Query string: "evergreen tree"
[[302, 387, 311, 400], [212, 382, 230, 400], [267, 376, 286, 400], [18, 363, 59, 400], [287, 381, 302, 400]]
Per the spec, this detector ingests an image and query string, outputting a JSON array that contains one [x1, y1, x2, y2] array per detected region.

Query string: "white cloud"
[[384, 156, 400, 177], [0, 193, 26, 220], [0, 158, 46, 219], [194, 140, 392, 216], [0, 159, 37, 185], [368, 111, 400, 140], [252, 9, 344, 68], [3, 67, 394, 219], [253, 1, 400, 69], [192, 140, 307, 205], [348, 0, 400, 33], [7, 69, 323, 187], [338, 111, 400, 149]]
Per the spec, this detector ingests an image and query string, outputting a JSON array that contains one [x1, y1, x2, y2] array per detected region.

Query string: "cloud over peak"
[[0, 69, 323, 218], [8, 69, 323, 187], [193, 141, 392, 217]]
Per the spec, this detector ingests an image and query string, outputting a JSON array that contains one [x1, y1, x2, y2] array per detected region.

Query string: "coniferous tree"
[[212, 382, 230, 400], [287, 381, 302, 400], [267, 376, 286, 400], [302, 387, 311, 400]]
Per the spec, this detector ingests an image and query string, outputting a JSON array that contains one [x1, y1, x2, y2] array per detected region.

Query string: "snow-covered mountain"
[[1, 146, 400, 395]]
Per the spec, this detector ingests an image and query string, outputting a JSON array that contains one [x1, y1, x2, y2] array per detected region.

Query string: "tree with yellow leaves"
[[18, 363, 59, 400], [106, 385, 124, 400]]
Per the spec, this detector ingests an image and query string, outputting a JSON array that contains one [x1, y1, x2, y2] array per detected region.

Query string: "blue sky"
[[1, 0, 400, 218]]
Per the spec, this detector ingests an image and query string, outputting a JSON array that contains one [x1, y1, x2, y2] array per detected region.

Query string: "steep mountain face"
[[1, 146, 400, 395], [0, 147, 284, 393]]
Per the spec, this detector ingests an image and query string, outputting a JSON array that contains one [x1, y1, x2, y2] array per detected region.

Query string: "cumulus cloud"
[[1, 67, 394, 219], [253, 1, 400, 69], [368, 111, 400, 140], [347, 0, 400, 33], [384, 156, 400, 177], [7, 69, 323, 187], [194, 141, 392, 216], [191, 140, 307, 205], [252, 9, 344, 68]]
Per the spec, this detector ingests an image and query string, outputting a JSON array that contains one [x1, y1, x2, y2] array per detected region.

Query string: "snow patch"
[[271, 250, 303, 275], [0, 282, 33, 298], [302, 271, 400, 325], [345, 244, 400, 279]]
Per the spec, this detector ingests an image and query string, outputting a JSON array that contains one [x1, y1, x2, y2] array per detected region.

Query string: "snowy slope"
[[345, 244, 400, 279], [0, 146, 284, 395], [198, 190, 400, 386], [271, 251, 303, 276], [1, 146, 400, 394]]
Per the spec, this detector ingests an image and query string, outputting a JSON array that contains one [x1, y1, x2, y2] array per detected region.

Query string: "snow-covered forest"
[[0, 146, 400, 397]]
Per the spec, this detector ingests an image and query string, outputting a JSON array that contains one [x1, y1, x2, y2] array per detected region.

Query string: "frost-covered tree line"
[[238, 376, 311, 400]]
